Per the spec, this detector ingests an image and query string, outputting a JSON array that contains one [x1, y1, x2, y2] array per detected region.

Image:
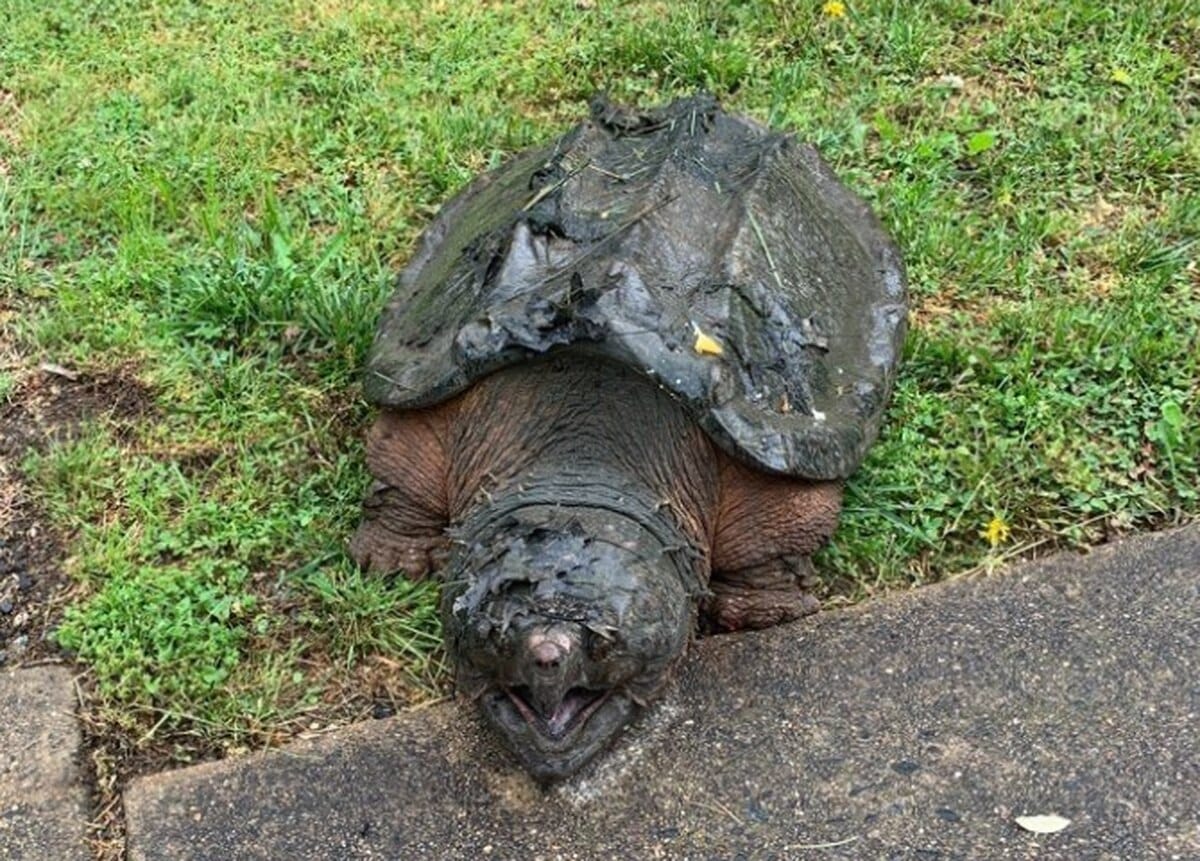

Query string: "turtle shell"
[[364, 95, 907, 480]]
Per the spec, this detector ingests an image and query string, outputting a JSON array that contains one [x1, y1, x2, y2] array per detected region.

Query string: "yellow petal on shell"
[[693, 326, 724, 356]]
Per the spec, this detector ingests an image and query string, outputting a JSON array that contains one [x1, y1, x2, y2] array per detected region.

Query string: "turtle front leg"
[[350, 408, 452, 579], [705, 458, 842, 632]]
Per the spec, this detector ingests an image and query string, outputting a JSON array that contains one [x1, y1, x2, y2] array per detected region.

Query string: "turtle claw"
[[702, 556, 821, 633]]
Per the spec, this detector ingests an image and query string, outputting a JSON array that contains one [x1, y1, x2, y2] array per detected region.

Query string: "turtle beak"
[[523, 626, 582, 714]]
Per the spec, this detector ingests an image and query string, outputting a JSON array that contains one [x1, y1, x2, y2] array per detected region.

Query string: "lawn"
[[1, 0, 1197, 789]]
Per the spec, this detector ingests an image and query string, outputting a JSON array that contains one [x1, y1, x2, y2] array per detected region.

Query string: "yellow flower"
[[822, 1, 847, 18], [982, 516, 1011, 548]]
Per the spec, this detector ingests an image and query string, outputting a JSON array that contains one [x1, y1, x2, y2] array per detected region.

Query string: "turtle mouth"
[[505, 685, 611, 740], [480, 684, 637, 781]]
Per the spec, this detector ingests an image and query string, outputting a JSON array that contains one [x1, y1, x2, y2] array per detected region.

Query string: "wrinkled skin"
[[352, 354, 842, 781]]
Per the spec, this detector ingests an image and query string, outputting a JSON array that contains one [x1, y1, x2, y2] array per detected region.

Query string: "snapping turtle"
[[351, 95, 906, 781]]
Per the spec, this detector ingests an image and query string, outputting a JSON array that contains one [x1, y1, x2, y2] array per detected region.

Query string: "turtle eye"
[[587, 631, 614, 662]]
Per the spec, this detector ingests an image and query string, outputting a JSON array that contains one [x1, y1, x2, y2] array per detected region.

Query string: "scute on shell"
[[365, 94, 906, 479]]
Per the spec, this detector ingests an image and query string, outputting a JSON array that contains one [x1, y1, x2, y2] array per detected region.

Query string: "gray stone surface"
[[0, 666, 91, 861], [125, 525, 1200, 860]]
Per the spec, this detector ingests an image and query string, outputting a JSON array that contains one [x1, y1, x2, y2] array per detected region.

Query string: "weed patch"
[[56, 563, 253, 710]]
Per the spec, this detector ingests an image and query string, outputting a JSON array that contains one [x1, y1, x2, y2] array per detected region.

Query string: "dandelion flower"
[[822, 1, 847, 18], [982, 516, 1010, 548]]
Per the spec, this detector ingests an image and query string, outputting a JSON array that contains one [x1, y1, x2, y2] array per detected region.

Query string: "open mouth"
[[505, 686, 611, 740], [478, 683, 639, 781]]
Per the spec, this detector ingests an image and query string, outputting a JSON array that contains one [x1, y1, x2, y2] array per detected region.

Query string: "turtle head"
[[443, 507, 697, 782]]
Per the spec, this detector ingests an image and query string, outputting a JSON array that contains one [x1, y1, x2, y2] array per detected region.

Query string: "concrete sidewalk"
[[0, 666, 91, 861], [125, 525, 1200, 860]]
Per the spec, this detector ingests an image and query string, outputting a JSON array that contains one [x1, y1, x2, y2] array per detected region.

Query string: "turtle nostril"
[[525, 625, 581, 673], [531, 640, 564, 669]]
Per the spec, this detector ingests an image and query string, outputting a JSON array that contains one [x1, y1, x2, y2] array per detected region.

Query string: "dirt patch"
[[3, 366, 155, 445], [0, 490, 65, 665]]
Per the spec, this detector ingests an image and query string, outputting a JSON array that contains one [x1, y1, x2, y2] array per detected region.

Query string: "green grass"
[[1, 0, 1197, 751]]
